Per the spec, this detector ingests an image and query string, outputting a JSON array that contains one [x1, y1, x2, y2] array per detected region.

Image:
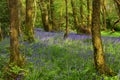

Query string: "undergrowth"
[[0, 34, 120, 80]]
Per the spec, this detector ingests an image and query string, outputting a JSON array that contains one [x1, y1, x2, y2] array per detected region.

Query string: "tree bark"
[[8, 0, 25, 79], [87, 0, 92, 29], [64, 0, 69, 39], [114, 0, 120, 19], [50, 0, 58, 31], [33, 0, 37, 27], [79, 0, 84, 27], [39, 0, 51, 32], [59, 7, 63, 31], [92, 0, 117, 76], [71, 0, 79, 33], [18, 0, 22, 36], [25, 0, 35, 42], [101, 0, 107, 30], [78, 0, 91, 34], [112, 0, 120, 31]]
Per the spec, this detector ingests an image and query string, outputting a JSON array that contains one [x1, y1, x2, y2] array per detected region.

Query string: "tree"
[[18, 0, 23, 36], [7, 0, 25, 79], [101, 0, 107, 30], [76, 0, 91, 34], [114, 0, 120, 17], [79, 0, 84, 27], [58, 6, 63, 31], [87, 0, 92, 29], [25, 0, 35, 42], [33, 0, 37, 29], [112, 0, 120, 31], [0, 0, 9, 38], [50, 0, 58, 31], [71, 0, 79, 33], [64, 0, 69, 39], [39, 0, 51, 32], [92, 0, 117, 76]]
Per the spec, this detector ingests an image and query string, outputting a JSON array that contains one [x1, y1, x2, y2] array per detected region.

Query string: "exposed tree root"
[[96, 64, 117, 76]]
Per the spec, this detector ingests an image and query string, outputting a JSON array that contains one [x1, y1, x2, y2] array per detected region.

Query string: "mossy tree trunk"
[[33, 0, 37, 28], [8, 0, 25, 79], [50, 0, 58, 31], [58, 7, 63, 31], [78, 0, 91, 34], [101, 0, 107, 30], [64, 0, 69, 39], [79, 0, 84, 27], [92, 0, 117, 76], [71, 0, 79, 33], [17, 0, 22, 36], [25, 0, 35, 42], [87, 0, 92, 29], [112, 0, 120, 31], [114, 0, 120, 17], [39, 0, 51, 32]]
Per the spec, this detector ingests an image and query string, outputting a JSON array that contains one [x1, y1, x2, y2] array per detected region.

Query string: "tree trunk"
[[59, 7, 63, 31], [112, 0, 120, 31], [50, 0, 58, 31], [78, 0, 91, 34], [114, 0, 120, 17], [87, 0, 92, 29], [33, 0, 37, 28], [39, 0, 51, 32], [25, 0, 35, 42], [79, 0, 84, 27], [71, 0, 79, 33], [64, 0, 69, 39], [101, 0, 107, 30], [92, 0, 117, 76], [8, 0, 25, 79]]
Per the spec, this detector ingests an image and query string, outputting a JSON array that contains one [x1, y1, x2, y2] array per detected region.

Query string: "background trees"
[[0, 0, 120, 37], [39, 0, 51, 32], [50, 0, 58, 31], [101, 0, 107, 30], [25, 0, 35, 42], [64, 0, 69, 38], [0, 0, 9, 38], [112, 0, 120, 31], [71, 0, 79, 33]]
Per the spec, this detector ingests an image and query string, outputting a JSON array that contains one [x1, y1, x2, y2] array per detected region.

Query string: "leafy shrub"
[[114, 23, 120, 31], [0, 0, 9, 37]]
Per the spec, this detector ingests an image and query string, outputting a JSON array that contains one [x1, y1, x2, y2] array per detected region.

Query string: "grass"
[[101, 31, 120, 37], [0, 31, 120, 80]]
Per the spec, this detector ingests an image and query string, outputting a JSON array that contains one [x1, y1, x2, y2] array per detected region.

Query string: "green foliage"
[[114, 23, 120, 31], [1, 36, 120, 79], [101, 31, 120, 37], [9, 64, 24, 75], [0, 0, 9, 37], [17, 37, 120, 79], [1, 63, 28, 80], [106, 18, 113, 29]]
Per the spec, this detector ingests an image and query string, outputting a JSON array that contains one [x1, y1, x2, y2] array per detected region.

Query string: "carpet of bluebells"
[[0, 28, 120, 80]]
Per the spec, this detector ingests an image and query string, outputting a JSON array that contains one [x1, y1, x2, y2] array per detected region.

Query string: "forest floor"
[[0, 28, 120, 80]]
